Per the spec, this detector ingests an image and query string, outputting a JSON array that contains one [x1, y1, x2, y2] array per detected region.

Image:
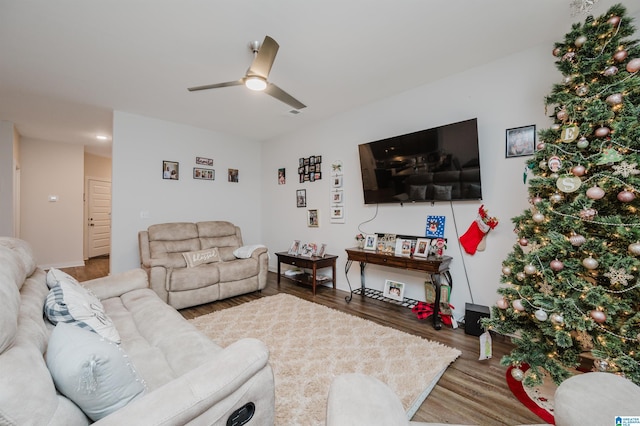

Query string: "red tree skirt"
[[506, 364, 555, 424]]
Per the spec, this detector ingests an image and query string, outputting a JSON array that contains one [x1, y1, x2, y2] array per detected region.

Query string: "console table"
[[345, 248, 452, 330], [275, 252, 338, 295]]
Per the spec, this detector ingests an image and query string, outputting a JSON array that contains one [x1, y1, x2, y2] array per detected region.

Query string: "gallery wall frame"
[[296, 189, 307, 207], [506, 124, 536, 158], [163, 161, 179, 180], [193, 167, 214, 180]]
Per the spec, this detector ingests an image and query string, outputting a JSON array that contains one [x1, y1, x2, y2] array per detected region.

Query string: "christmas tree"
[[483, 3, 640, 387]]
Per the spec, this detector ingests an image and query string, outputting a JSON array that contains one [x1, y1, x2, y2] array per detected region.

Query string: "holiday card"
[[426, 216, 445, 238]]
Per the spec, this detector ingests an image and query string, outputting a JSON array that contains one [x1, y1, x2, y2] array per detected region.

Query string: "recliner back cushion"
[[197, 221, 242, 261], [148, 223, 200, 258]]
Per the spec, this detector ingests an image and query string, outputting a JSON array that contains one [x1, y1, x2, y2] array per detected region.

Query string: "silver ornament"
[[594, 359, 609, 372], [502, 266, 512, 275], [603, 65, 618, 76], [606, 93, 623, 106], [574, 35, 587, 47], [511, 367, 525, 381], [628, 242, 640, 256], [524, 264, 537, 275], [583, 257, 599, 270], [535, 309, 548, 321], [550, 192, 564, 203], [577, 137, 589, 149], [516, 272, 526, 281], [550, 313, 564, 325], [512, 299, 525, 312], [569, 233, 586, 246], [576, 85, 589, 96], [533, 213, 545, 223]]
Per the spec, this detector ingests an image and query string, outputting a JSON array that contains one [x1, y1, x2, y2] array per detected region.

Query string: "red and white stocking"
[[459, 217, 492, 255]]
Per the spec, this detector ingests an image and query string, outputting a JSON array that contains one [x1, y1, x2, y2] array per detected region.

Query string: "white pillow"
[[44, 280, 121, 343], [46, 322, 146, 421], [233, 244, 266, 259], [182, 247, 220, 267], [46, 267, 81, 289]]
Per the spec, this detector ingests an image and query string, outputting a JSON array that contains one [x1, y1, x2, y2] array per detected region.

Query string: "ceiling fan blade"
[[188, 80, 243, 92], [264, 83, 306, 110], [247, 36, 279, 79]]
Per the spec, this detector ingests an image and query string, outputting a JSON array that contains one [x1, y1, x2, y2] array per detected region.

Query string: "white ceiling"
[[1, 0, 639, 157]]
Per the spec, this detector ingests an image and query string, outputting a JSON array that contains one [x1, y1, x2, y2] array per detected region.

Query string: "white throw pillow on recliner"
[[46, 322, 146, 421], [233, 244, 266, 259]]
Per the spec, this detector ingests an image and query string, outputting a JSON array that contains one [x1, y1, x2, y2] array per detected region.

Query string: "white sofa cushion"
[[183, 247, 221, 267], [44, 278, 121, 343], [233, 244, 266, 259], [46, 322, 146, 421]]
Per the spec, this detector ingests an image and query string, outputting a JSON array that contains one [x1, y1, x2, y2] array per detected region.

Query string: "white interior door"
[[88, 179, 111, 258]]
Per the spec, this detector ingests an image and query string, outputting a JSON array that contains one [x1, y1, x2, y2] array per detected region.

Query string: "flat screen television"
[[358, 118, 482, 204]]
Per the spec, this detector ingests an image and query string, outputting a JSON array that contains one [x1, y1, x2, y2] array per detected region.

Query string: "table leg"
[[277, 259, 281, 285], [359, 262, 366, 291], [332, 260, 336, 289], [312, 263, 317, 295], [430, 273, 442, 330], [345, 260, 353, 302]]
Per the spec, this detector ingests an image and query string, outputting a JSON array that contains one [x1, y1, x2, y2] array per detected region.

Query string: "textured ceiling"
[[1, 0, 639, 157]]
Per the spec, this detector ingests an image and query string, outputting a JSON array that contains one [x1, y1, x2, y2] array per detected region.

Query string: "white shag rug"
[[189, 293, 461, 425]]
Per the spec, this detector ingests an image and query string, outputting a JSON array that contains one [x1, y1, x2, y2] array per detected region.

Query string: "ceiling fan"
[[188, 35, 306, 110]]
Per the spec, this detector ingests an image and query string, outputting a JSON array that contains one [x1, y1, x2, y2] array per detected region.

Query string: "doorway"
[[86, 178, 111, 258]]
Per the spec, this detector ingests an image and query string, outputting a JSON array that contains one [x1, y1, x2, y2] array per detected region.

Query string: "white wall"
[[20, 138, 84, 267], [110, 112, 263, 273], [262, 43, 557, 319]]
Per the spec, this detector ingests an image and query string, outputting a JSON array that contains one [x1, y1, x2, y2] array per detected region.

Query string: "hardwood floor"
[[64, 258, 542, 425]]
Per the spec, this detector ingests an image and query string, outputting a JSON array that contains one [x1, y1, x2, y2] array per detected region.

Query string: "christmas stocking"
[[459, 205, 498, 255]]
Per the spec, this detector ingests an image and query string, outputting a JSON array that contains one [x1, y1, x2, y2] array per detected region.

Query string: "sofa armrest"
[[82, 269, 149, 300], [250, 246, 268, 260], [95, 338, 273, 426]]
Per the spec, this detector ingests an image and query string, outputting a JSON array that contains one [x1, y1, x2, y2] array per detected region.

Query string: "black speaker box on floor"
[[465, 303, 490, 336]]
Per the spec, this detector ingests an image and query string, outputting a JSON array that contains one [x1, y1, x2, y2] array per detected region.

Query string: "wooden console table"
[[275, 252, 338, 295], [345, 247, 452, 330]]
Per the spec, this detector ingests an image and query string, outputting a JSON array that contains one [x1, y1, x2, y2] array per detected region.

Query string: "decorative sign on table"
[[426, 216, 446, 238]]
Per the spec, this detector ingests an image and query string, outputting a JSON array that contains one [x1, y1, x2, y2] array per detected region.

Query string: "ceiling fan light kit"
[[188, 35, 306, 110], [244, 76, 267, 91]]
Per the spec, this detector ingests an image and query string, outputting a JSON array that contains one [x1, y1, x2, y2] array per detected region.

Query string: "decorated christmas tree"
[[484, 3, 640, 387]]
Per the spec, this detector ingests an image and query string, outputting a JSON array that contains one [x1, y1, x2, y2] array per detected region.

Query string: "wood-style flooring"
[[63, 257, 542, 425]]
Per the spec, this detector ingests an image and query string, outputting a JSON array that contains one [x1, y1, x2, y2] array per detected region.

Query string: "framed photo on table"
[[363, 234, 378, 251], [413, 238, 431, 258], [288, 240, 300, 255], [383, 280, 405, 302]]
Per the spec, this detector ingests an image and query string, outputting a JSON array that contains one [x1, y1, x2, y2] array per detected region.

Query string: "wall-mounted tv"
[[358, 118, 482, 204]]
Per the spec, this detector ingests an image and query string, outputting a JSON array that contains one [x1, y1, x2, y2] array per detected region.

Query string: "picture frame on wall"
[[228, 168, 239, 182], [163, 161, 179, 180], [332, 175, 343, 188], [196, 157, 213, 166], [383, 279, 405, 302], [506, 124, 536, 158], [193, 167, 214, 180], [307, 209, 319, 227], [330, 206, 344, 220], [296, 189, 307, 208], [331, 190, 343, 204]]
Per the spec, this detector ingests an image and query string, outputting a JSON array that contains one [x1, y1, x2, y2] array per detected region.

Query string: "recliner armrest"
[[94, 338, 273, 426]]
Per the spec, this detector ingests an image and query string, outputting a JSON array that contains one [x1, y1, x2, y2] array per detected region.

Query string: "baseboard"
[[37, 260, 85, 270]]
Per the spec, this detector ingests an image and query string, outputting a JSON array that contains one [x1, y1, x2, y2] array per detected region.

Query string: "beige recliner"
[[139, 221, 268, 309]]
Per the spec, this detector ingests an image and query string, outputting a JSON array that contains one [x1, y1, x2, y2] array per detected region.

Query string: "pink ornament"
[[572, 165, 586, 176], [613, 50, 628, 63], [497, 298, 509, 309], [590, 310, 606, 323], [586, 186, 605, 200], [628, 242, 640, 256], [512, 299, 525, 312], [519, 238, 529, 247], [550, 259, 564, 271], [594, 127, 611, 138], [553, 47, 561, 57], [617, 190, 635, 202], [531, 195, 543, 204], [537, 142, 546, 151], [557, 109, 568, 121], [569, 233, 586, 246], [579, 208, 598, 220], [627, 58, 640, 73], [608, 16, 621, 26], [603, 66, 619, 76], [562, 52, 576, 62]]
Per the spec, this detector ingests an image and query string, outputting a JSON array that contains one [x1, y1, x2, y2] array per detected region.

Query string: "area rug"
[[506, 364, 556, 424], [189, 294, 461, 425]]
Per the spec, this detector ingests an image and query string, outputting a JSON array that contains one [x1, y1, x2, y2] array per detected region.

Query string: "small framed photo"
[[288, 240, 300, 255], [414, 238, 431, 258], [331, 190, 343, 204], [307, 209, 319, 227], [196, 157, 213, 166], [317, 243, 327, 258], [506, 124, 536, 158], [193, 167, 214, 180], [383, 280, 405, 302], [278, 168, 286, 185], [363, 234, 378, 251], [332, 175, 343, 188], [299, 242, 316, 257], [330, 206, 344, 220], [394, 238, 413, 257], [296, 189, 307, 207], [163, 161, 179, 180], [228, 168, 239, 182]]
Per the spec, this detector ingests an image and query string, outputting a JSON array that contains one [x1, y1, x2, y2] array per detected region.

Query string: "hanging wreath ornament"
[[570, 0, 600, 16]]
